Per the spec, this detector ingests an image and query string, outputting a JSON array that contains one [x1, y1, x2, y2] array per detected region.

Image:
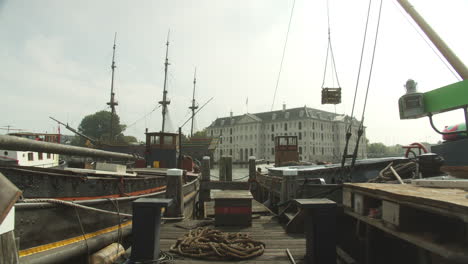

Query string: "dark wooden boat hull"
[[0, 165, 199, 264]]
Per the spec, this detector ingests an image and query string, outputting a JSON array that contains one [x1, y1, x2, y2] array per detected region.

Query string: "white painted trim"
[[0, 206, 14, 235]]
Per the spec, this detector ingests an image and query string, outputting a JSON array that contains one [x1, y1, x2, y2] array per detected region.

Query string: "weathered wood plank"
[[344, 208, 468, 261], [0, 231, 19, 264], [201, 181, 249, 190], [344, 183, 468, 222], [159, 198, 306, 263]]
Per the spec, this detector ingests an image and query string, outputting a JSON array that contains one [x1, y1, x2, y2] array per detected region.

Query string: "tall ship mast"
[[107, 33, 118, 142], [159, 33, 171, 133], [189, 68, 198, 137]]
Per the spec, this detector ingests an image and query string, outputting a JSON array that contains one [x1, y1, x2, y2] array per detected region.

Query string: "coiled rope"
[[170, 227, 265, 260]]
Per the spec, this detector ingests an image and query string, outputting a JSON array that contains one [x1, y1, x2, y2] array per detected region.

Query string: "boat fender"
[[90, 243, 125, 264]]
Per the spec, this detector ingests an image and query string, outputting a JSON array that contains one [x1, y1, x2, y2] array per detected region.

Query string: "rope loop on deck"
[[169, 227, 265, 260]]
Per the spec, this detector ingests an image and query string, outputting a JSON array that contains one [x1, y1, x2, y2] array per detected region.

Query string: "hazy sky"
[[1, 0, 467, 145]]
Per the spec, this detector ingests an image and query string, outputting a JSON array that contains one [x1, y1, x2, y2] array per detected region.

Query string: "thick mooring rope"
[[169, 227, 265, 260]]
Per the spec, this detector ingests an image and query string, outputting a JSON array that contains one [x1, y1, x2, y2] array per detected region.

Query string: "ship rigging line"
[[390, 0, 461, 81], [341, 0, 384, 181], [360, 0, 384, 124], [348, 0, 373, 126], [270, 0, 296, 111], [124, 105, 162, 131], [179, 97, 214, 130], [321, 0, 341, 89]]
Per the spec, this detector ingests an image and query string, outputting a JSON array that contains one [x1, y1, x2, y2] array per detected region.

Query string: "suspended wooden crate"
[[321, 88, 341, 104]]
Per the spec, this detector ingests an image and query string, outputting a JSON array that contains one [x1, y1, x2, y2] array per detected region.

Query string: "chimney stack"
[[230, 111, 233, 118], [282, 103, 286, 112]]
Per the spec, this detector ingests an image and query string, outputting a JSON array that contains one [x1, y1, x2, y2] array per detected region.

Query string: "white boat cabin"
[[0, 133, 60, 168]]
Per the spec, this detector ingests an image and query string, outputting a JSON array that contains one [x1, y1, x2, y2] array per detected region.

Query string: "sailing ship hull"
[[0, 165, 199, 264]]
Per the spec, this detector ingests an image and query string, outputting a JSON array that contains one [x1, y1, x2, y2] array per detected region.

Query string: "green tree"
[[72, 111, 126, 146], [122, 135, 138, 144], [191, 130, 207, 138], [367, 142, 388, 157]]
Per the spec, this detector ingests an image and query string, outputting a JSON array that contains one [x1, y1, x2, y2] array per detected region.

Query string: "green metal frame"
[[423, 79, 468, 114]]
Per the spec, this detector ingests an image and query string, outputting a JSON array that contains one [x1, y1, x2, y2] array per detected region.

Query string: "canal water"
[[210, 164, 249, 181]]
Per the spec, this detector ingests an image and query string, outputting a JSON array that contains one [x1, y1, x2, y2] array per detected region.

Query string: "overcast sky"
[[1, 0, 467, 145]]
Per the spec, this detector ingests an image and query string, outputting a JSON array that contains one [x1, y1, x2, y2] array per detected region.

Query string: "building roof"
[[208, 106, 359, 128]]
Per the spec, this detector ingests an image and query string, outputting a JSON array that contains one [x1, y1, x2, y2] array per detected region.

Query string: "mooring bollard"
[[294, 199, 337, 264], [279, 169, 298, 213], [219, 156, 232, 181], [199, 156, 211, 218], [248, 156, 256, 181], [248, 156, 257, 197], [129, 198, 172, 263], [165, 169, 184, 217]]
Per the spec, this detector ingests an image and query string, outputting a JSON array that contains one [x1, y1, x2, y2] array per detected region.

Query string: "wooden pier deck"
[[159, 199, 306, 263]]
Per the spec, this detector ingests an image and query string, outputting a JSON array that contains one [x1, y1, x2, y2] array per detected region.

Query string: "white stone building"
[[206, 105, 367, 163]]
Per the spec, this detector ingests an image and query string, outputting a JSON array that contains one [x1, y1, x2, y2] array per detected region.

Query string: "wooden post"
[[219, 156, 232, 182], [199, 156, 211, 218], [280, 169, 298, 213], [248, 156, 256, 181], [248, 156, 257, 198], [219, 156, 226, 181], [130, 198, 172, 263], [225, 156, 232, 182], [0, 206, 19, 264], [295, 199, 337, 264], [165, 169, 184, 217]]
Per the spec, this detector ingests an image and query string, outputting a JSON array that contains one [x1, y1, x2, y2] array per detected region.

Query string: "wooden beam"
[[201, 181, 249, 190]]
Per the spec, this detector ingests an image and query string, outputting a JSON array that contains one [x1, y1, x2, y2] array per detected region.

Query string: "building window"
[[298, 122, 302, 130], [28, 153, 33, 161], [220, 149, 223, 156], [299, 147, 302, 154], [313, 133, 315, 140], [321, 134, 324, 141], [313, 147, 315, 155], [299, 132, 302, 140], [322, 147, 324, 155], [250, 148, 253, 156], [230, 137, 232, 143], [38, 152, 43, 160], [230, 128, 232, 135], [284, 123, 288, 131], [271, 134, 274, 141], [211, 130, 213, 136], [321, 124, 323, 131], [299, 110, 304, 117], [312, 122, 315, 129], [271, 148, 274, 155], [47, 153, 51, 159], [271, 124, 274, 132], [230, 149, 232, 155], [220, 137, 223, 144], [272, 113, 277, 120]]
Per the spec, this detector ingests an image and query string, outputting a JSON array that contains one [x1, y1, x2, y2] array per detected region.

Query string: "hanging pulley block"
[[321, 87, 341, 104]]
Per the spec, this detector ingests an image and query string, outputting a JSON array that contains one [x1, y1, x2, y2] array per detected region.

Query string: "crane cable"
[[341, 0, 384, 180], [271, 0, 296, 111], [321, 0, 341, 89]]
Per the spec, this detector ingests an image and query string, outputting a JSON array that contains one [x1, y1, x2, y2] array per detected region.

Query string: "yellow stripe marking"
[[19, 221, 132, 257]]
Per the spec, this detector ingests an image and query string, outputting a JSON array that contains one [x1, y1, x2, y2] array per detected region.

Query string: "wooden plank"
[[0, 231, 19, 264], [344, 183, 468, 221], [201, 181, 249, 190], [0, 173, 21, 225], [160, 198, 306, 263], [344, 208, 468, 261], [412, 179, 468, 190], [212, 190, 252, 199]]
